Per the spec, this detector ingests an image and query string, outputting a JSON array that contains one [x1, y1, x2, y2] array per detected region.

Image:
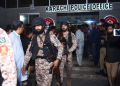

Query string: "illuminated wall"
[[3, 2, 120, 28], [99, 3, 120, 23], [57, 12, 99, 27]]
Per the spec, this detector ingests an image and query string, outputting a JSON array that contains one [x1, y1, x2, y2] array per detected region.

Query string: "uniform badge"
[[0, 45, 8, 55], [0, 37, 6, 43]]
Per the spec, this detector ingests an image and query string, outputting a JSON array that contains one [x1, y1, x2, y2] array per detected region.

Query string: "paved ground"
[[26, 56, 109, 86]]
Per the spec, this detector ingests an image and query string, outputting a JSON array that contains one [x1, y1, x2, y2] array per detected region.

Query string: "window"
[[108, 0, 120, 2], [57, 12, 99, 27], [34, 0, 49, 6], [19, 0, 32, 7], [19, 13, 40, 25], [69, 0, 86, 4], [88, 0, 106, 3], [0, 0, 5, 8], [6, 0, 17, 8], [20, 15, 28, 25], [51, 0, 67, 5]]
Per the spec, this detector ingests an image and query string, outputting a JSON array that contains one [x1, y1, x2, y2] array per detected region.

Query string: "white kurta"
[[75, 30, 84, 54], [75, 30, 84, 66], [9, 31, 27, 82]]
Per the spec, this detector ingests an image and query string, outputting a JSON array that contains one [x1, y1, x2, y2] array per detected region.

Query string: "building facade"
[[0, 2, 120, 28]]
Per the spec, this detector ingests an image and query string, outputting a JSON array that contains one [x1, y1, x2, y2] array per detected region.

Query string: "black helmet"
[[32, 17, 46, 27], [60, 21, 69, 28]]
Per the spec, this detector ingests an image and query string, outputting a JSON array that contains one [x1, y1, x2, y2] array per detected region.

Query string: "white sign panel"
[[46, 3, 113, 12]]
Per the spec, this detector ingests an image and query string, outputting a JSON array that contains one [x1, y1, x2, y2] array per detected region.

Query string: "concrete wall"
[[5, 6, 57, 27], [0, 7, 5, 29], [99, 3, 120, 22]]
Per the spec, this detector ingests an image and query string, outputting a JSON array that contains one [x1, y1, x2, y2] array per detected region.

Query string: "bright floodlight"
[[20, 15, 25, 21], [86, 20, 93, 24]]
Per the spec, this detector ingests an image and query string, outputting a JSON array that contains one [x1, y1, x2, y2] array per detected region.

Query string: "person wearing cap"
[[9, 20, 27, 86], [94, 22, 104, 67], [58, 21, 77, 86], [21, 17, 63, 86], [0, 28, 17, 86], [96, 23, 107, 76]]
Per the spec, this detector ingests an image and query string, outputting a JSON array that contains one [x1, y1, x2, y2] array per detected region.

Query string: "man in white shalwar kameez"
[[75, 25, 84, 67], [9, 20, 27, 86]]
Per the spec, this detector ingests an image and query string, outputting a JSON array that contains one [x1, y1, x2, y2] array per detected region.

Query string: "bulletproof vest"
[[58, 31, 73, 49], [29, 31, 57, 61], [68, 32, 73, 48]]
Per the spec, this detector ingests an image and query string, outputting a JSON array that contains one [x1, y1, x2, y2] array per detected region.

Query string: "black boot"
[[96, 70, 104, 75]]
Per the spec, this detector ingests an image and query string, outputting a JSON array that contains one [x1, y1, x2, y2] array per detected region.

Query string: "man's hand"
[[21, 65, 26, 74], [52, 59, 59, 71], [77, 46, 79, 49], [30, 66, 34, 70], [61, 42, 65, 47]]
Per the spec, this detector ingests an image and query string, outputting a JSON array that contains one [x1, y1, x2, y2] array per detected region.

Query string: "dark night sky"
[[0, 0, 120, 8]]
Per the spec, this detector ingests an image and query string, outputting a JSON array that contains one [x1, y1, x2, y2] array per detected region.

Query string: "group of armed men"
[[22, 17, 77, 86], [0, 17, 81, 86], [21, 17, 77, 86]]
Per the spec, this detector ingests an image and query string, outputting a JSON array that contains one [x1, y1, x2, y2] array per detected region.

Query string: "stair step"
[[52, 78, 108, 86], [71, 67, 99, 71], [64, 70, 100, 75], [73, 61, 93, 66], [63, 73, 107, 80]]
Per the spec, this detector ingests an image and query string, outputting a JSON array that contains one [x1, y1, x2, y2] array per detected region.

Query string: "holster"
[[36, 55, 54, 63]]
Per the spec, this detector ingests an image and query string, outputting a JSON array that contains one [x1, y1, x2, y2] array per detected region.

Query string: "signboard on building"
[[104, 15, 118, 24], [44, 17, 55, 29], [46, 3, 113, 12]]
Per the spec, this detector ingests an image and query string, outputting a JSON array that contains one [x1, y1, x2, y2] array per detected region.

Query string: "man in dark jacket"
[[96, 24, 107, 76], [84, 24, 90, 59], [105, 24, 120, 86], [21, 28, 34, 86], [90, 23, 99, 67]]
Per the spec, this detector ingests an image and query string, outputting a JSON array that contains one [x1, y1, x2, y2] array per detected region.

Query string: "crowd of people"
[[0, 17, 120, 86]]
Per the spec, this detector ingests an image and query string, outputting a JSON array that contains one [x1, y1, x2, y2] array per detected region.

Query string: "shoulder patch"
[[0, 45, 8, 55], [0, 37, 6, 43]]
